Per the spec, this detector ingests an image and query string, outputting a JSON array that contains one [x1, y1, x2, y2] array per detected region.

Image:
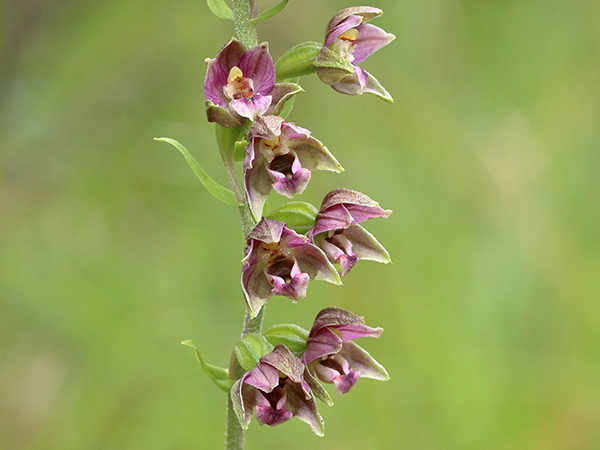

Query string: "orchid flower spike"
[[231, 344, 325, 436], [241, 218, 341, 318], [314, 7, 395, 102], [310, 188, 392, 277], [303, 307, 389, 395], [244, 115, 343, 220], [204, 39, 302, 127]]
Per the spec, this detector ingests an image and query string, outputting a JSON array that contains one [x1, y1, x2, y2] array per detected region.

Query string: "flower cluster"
[[231, 307, 389, 435], [178, 3, 395, 441]]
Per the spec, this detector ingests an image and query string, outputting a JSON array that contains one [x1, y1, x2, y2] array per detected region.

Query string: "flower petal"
[[243, 360, 280, 392], [292, 243, 342, 285], [239, 42, 276, 96], [229, 94, 272, 121], [230, 378, 256, 430], [245, 155, 273, 220], [352, 23, 396, 64]]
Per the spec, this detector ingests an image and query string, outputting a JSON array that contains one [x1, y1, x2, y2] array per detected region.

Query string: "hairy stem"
[[225, 3, 260, 449], [231, 0, 258, 49]]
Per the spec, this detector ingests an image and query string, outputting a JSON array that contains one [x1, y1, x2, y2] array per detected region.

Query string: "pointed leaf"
[[207, 0, 233, 20], [266, 201, 318, 235], [155, 137, 241, 206], [251, 0, 289, 23], [234, 333, 274, 371], [181, 340, 235, 392], [263, 323, 309, 356]]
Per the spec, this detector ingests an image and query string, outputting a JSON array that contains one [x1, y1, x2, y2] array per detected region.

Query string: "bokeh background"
[[2, 0, 600, 449]]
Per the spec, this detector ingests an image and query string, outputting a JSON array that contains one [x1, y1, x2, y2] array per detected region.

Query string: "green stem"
[[225, 4, 261, 449], [231, 0, 258, 48]]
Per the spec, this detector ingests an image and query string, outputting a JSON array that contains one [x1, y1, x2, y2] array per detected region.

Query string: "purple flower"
[[244, 115, 343, 220], [310, 188, 391, 277], [304, 307, 389, 395], [314, 7, 395, 101], [231, 344, 324, 435], [241, 218, 341, 318], [204, 39, 302, 127]]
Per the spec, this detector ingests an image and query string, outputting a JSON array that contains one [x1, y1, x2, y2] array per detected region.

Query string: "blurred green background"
[[2, 0, 599, 449]]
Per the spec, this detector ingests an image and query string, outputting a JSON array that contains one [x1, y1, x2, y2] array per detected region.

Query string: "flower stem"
[[231, 0, 258, 49], [225, 3, 260, 449]]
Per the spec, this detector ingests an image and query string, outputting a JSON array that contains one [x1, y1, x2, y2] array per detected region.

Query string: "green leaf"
[[266, 201, 319, 235], [181, 340, 235, 392], [155, 137, 241, 207], [275, 41, 322, 82], [234, 333, 274, 371], [251, 0, 289, 22], [207, 0, 233, 20], [263, 324, 309, 357]]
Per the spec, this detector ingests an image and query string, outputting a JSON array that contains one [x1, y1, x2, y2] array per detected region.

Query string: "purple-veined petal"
[[268, 259, 310, 301], [243, 361, 280, 392], [325, 14, 363, 48], [304, 327, 343, 364], [325, 7, 383, 44], [269, 155, 312, 198], [241, 257, 272, 318], [230, 94, 272, 120], [312, 204, 354, 236], [245, 155, 273, 220], [255, 388, 293, 426], [239, 42, 276, 95], [352, 23, 396, 64], [247, 218, 285, 244], [260, 344, 308, 391], [204, 39, 246, 106]]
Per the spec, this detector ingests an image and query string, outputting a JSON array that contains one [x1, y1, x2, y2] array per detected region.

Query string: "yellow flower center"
[[330, 28, 359, 63], [223, 66, 254, 100]]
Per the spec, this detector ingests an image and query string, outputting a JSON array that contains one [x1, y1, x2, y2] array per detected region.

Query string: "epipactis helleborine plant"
[[157, 2, 396, 449]]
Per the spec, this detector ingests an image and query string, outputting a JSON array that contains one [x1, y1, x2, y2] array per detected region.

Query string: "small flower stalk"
[[162, 3, 395, 449]]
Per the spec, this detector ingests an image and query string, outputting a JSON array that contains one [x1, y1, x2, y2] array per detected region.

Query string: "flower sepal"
[[314, 46, 355, 86], [263, 323, 309, 357], [181, 340, 235, 392], [266, 201, 319, 235]]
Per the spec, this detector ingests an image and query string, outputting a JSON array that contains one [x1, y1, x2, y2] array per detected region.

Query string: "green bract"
[[266, 201, 318, 235], [263, 323, 309, 357], [181, 340, 235, 392], [234, 333, 274, 371], [275, 41, 323, 81]]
